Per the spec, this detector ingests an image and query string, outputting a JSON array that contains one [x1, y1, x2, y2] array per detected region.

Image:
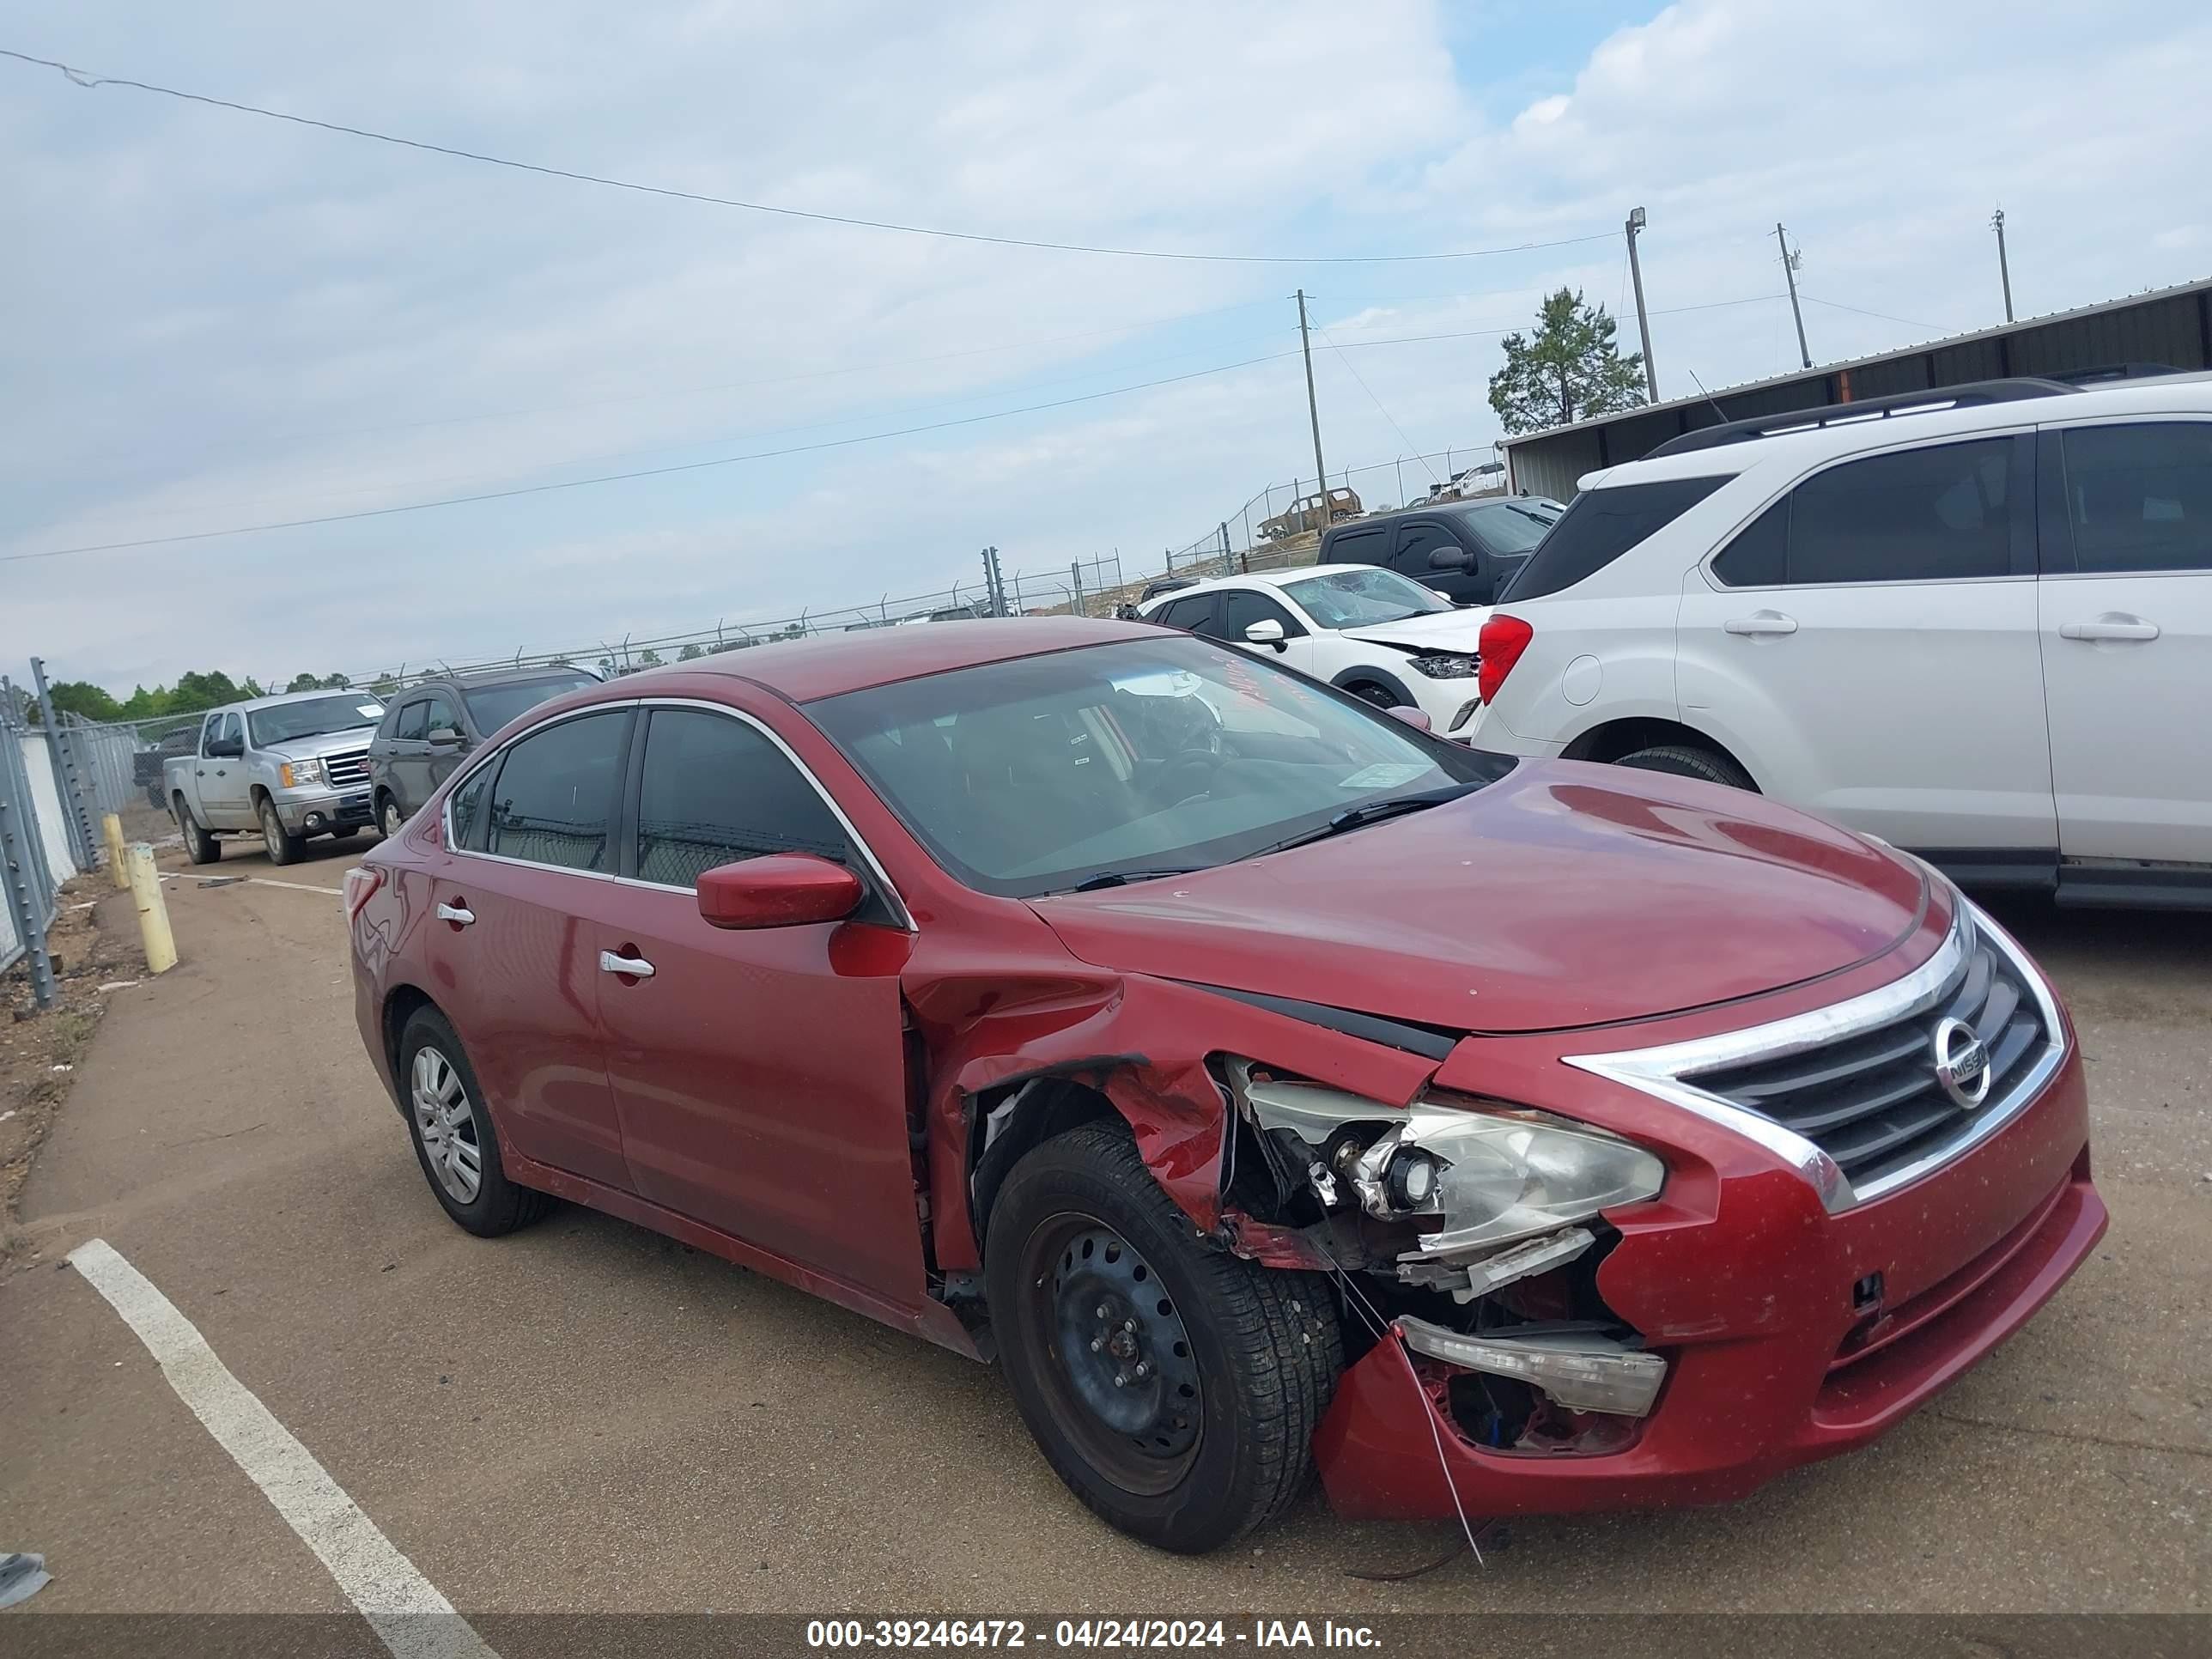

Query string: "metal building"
[[1501, 274, 2212, 500]]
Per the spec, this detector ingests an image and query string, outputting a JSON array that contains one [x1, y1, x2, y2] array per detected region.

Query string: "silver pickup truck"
[[166, 690, 389, 866]]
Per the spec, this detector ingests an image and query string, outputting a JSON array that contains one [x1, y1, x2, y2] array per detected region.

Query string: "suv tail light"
[[1478, 614, 1534, 704]]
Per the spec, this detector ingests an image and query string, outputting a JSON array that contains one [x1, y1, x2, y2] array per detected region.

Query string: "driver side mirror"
[[1243, 619, 1288, 652], [207, 736, 244, 759], [428, 728, 465, 749], [1426, 546, 1473, 572], [697, 853, 863, 930], [1386, 706, 1432, 732]]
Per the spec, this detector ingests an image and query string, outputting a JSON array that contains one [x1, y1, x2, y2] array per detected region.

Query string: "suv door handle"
[[2059, 617, 2160, 642], [1724, 612, 1799, 636], [435, 902, 475, 927], [599, 950, 655, 979]]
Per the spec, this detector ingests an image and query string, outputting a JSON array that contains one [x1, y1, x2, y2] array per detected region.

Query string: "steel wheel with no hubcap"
[[1024, 1215, 1203, 1495], [410, 1045, 483, 1204]]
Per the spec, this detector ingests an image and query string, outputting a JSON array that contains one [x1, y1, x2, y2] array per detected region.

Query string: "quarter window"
[[1501, 476, 1729, 600], [483, 711, 629, 872], [447, 765, 495, 850], [2060, 422, 2212, 574], [632, 709, 850, 888]]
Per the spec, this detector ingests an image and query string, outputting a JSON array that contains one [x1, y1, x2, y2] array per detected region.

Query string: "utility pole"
[[1295, 290, 1328, 529], [1776, 223, 1811, 370], [1625, 207, 1659, 400], [1991, 208, 2014, 323], [980, 545, 1006, 617]]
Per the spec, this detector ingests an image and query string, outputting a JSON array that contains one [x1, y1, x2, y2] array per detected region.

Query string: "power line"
[[1798, 293, 1949, 335], [4, 349, 1310, 563], [1315, 325, 1439, 486], [3, 47, 1619, 267]]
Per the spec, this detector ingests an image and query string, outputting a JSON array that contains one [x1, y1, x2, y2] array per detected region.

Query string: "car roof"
[[573, 616, 1158, 704], [1140, 563, 1382, 602], [1583, 375, 2212, 493]]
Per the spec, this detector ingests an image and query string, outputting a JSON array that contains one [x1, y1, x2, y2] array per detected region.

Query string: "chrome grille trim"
[[324, 750, 370, 788], [1567, 898, 2066, 1212]]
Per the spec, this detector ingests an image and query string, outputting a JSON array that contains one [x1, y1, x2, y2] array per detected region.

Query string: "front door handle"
[[435, 902, 475, 927], [599, 950, 655, 979], [1723, 611, 1799, 636], [2058, 616, 2160, 642]]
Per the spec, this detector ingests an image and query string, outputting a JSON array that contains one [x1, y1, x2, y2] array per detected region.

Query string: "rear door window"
[[1785, 438, 2020, 583], [1500, 476, 1729, 600], [2057, 422, 2212, 574], [482, 711, 630, 872], [1326, 526, 1389, 568], [1154, 594, 1217, 633]]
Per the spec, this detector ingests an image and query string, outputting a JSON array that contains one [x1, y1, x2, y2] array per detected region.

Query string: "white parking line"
[[65, 1239, 497, 1659], [159, 873, 344, 896]]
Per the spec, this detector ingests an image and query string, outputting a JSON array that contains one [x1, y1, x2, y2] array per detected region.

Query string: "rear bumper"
[[1314, 1051, 2104, 1519]]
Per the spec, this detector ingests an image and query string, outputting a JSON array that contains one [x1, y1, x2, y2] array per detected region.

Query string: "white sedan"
[[1136, 564, 1490, 738]]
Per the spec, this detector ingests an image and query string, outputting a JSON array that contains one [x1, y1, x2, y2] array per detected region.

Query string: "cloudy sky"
[[4, 0, 2208, 696]]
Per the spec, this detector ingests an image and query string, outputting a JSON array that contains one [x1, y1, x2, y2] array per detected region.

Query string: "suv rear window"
[[1498, 476, 1728, 601]]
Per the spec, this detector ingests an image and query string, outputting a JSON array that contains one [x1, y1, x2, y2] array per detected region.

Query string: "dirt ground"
[[0, 829, 2204, 1632]]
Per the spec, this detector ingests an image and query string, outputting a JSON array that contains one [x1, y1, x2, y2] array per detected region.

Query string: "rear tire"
[[397, 1006, 554, 1237], [378, 793, 406, 839], [176, 796, 221, 865], [1615, 743, 1755, 791], [258, 798, 305, 865], [984, 1122, 1341, 1553]]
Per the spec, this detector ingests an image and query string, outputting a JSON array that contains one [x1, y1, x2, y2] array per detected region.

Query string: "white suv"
[[1470, 375, 2212, 907]]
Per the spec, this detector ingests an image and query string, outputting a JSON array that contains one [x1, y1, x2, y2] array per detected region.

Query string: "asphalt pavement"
[[1, 836, 2204, 1630]]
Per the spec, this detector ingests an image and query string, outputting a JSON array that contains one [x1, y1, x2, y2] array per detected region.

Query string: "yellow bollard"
[[125, 842, 178, 975], [103, 812, 131, 890]]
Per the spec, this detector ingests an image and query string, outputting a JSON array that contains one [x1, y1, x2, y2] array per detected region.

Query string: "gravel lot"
[[1, 836, 2203, 1633]]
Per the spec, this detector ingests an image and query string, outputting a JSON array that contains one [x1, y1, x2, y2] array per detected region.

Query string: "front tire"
[[258, 798, 305, 865], [984, 1122, 1341, 1553], [397, 1006, 553, 1237], [1345, 681, 1397, 710], [176, 796, 221, 865], [1615, 743, 1755, 791]]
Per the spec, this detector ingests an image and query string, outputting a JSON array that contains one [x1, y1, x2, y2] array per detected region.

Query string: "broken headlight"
[[1235, 1073, 1664, 1255], [1374, 1103, 1664, 1257]]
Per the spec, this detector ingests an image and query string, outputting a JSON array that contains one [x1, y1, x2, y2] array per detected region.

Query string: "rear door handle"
[[435, 902, 475, 927], [599, 951, 655, 979], [1724, 612, 1798, 636], [2058, 617, 2159, 642]]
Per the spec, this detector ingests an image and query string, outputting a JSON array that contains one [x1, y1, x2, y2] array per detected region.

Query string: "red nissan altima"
[[346, 617, 2104, 1553]]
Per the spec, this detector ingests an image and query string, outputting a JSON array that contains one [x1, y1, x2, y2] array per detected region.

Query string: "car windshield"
[[1454, 501, 1557, 552], [1281, 568, 1453, 629], [461, 672, 598, 735], [808, 637, 1505, 898], [247, 694, 386, 746]]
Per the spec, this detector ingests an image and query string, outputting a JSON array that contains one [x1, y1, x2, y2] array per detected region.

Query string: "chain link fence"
[[1, 684, 90, 1004]]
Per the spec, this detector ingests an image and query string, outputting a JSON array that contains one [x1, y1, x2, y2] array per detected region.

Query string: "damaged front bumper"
[[1310, 1050, 2103, 1520]]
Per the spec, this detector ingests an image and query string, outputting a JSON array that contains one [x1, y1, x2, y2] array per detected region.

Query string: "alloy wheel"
[[410, 1045, 483, 1204]]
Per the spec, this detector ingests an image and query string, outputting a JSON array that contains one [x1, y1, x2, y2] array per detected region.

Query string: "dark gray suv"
[[1320, 495, 1563, 605], [366, 665, 599, 836]]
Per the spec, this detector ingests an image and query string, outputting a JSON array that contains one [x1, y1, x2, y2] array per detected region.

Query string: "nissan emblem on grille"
[[1931, 1017, 1992, 1110]]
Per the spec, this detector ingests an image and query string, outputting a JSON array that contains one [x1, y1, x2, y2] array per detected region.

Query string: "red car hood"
[[1029, 762, 1929, 1035]]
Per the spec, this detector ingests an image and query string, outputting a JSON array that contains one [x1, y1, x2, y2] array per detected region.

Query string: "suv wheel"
[[984, 1123, 1341, 1553], [1615, 743, 1755, 791], [176, 796, 221, 865], [398, 1006, 554, 1237], [257, 798, 305, 865], [378, 794, 406, 839]]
